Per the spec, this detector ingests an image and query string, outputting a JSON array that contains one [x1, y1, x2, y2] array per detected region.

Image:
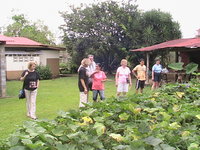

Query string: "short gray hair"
[[88, 54, 94, 58]]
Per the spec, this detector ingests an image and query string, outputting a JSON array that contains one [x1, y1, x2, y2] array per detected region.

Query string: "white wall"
[[40, 50, 59, 66], [6, 55, 40, 71], [5, 50, 59, 71]]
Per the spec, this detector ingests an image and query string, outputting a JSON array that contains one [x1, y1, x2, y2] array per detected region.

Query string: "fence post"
[[0, 44, 6, 97]]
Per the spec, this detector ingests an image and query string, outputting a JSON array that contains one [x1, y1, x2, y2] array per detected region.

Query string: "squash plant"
[[1, 79, 200, 150]]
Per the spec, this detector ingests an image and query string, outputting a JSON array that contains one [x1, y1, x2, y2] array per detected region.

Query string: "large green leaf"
[[168, 62, 184, 71], [185, 63, 198, 74], [10, 146, 26, 150], [160, 144, 176, 150], [144, 136, 163, 146]]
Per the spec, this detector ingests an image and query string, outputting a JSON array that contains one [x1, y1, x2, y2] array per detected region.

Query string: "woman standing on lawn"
[[152, 59, 162, 90], [91, 63, 107, 102], [78, 58, 91, 107], [115, 59, 132, 97], [20, 61, 40, 120]]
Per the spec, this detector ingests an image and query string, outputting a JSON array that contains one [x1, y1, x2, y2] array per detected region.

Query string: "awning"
[[130, 38, 200, 52]]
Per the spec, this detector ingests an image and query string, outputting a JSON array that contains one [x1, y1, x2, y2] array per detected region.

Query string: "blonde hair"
[[81, 58, 91, 67], [28, 61, 36, 69], [120, 59, 128, 66]]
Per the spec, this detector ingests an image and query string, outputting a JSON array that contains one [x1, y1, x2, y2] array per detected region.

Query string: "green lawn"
[[0, 75, 151, 140]]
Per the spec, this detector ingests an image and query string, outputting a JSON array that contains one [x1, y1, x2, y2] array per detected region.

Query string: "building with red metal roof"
[[0, 35, 65, 80], [131, 38, 200, 52], [131, 37, 200, 83]]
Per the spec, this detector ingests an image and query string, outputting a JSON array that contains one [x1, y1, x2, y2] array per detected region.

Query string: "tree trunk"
[[0, 44, 6, 97]]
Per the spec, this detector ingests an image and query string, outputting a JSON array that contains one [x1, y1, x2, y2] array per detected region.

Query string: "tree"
[[60, 0, 181, 73], [139, 9, 182, 67], [3, 14, 55, 45]]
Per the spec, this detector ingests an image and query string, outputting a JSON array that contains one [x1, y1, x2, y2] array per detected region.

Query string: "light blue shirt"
[[152, 64, 162, 73]]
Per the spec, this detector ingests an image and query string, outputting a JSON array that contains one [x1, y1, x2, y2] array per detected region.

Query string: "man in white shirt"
[[88, 55, 96, 90], [88, 54, 96, 75]]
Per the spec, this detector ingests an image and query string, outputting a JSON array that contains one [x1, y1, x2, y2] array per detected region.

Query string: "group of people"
[[78, 55, 163, 107], [78, 55, 107, 107], [20, 55, 163, 119]]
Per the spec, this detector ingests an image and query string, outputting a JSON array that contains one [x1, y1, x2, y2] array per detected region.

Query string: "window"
[[13, 55, 18, 62], [30, 56, 34, 61], [19, 55, 23, 62], [24, 56, 28, 62]]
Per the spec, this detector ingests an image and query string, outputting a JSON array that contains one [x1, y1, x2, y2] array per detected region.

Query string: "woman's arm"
[[37, 80, 40, 88], [115, 72, 119, 87], [80, 79, 88, 94], [101, 78, 107, 82], [20, 71, 28, 81], [128, 73, 132, 86]]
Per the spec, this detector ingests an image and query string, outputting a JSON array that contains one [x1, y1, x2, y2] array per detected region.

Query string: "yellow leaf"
[[82, 116, 93, 124], [134, 108, 142, 114], [173, 105, 181, 112], [169, 122, 181, 130], [153, 92, 159, 97], [77, 122, 87, 126], [195, 114, 200, 119], [109, 133, 123, 142], [181, 131, 190, 137], [176, 92, 184, 98], [150, 98, 156, 101]]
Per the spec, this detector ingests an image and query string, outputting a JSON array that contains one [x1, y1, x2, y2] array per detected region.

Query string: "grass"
[[0, 75, 151, 140]]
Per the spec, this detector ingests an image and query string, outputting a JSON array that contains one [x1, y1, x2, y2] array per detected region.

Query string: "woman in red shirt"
[[91, 63, 107, 101]]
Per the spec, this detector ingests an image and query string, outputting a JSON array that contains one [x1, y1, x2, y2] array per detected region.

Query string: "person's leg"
[[25, 89, 31, 117], [135, 80, 140, 94], [93, 90, 98, 102], [88, 78, 93, 91], [117, 83, 122, 97], [152, 73, 158, 90], [122, 83, 128, 96], [151, 81, 156, 90], [79, 92, 88, 107], [155, 82, 159, 89], [99, 90, 105, 100], [140, 88, 143, 94], [29, 89, 38, 119], [157, 74, 162, 88], [140, 81, 145, 94]]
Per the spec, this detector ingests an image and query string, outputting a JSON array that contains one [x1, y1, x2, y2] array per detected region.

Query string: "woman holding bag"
[[20, 61, 40, 120], [115, 59, 132, 97]]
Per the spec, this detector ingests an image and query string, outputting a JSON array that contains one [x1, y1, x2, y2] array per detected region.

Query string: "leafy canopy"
[[3, 14, 55, 45], [60, 0, 181, 72]]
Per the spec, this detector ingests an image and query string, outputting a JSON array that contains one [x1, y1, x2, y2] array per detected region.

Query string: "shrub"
[[36, 65, 52, 80], [59, 62, 78, 74]]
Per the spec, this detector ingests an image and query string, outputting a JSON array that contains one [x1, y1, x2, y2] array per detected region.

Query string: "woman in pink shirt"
[[91, 63, 107, 101]]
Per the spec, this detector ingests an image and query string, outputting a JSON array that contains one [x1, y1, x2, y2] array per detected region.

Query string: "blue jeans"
[[93, 90, 105, 101]]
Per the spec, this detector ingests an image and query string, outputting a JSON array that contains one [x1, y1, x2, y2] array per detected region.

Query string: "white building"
[[0, 35, 65, 80]]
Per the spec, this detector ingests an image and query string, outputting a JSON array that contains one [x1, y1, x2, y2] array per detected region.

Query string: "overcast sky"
[[0, 0, 200, 44]]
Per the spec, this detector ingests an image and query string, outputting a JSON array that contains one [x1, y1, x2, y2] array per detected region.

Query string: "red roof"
[[0, 35, 65, 51], [131, 38, 200, 52], [6, 37, 42, 46], [0, 35, 14, 42], [0, 35, 43, 46]]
